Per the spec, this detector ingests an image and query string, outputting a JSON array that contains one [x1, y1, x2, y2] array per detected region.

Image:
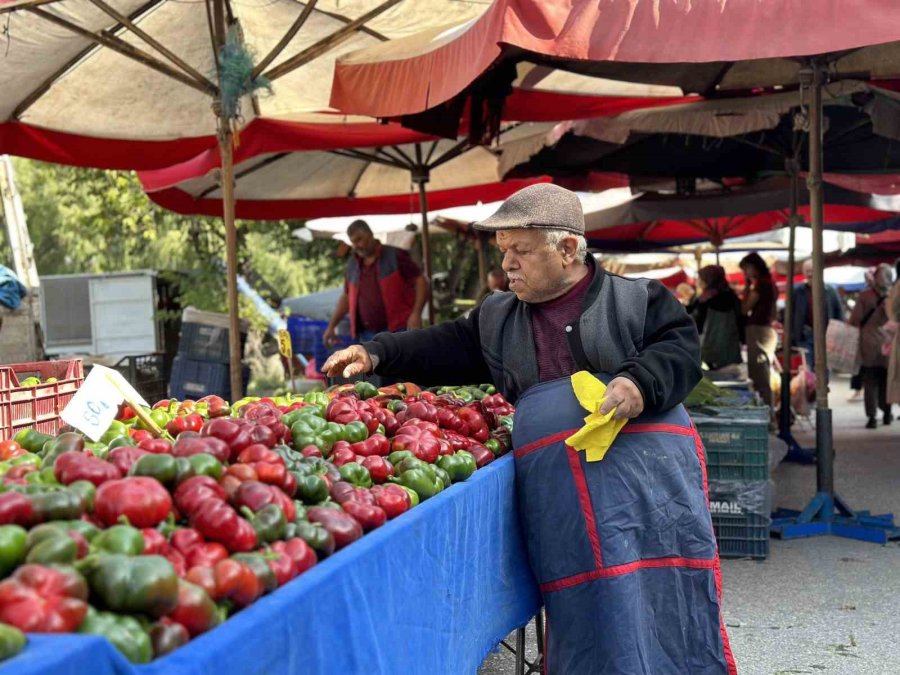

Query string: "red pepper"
[[237, 444, 283, 465], [54, 451, 122, 486], [458, 407, 491, 443], [329, 480, 356, 504], [185, 542, 229, 568], [0, 491, 34, 526], [167, 580, 220, 637], [468, 444, 495, 468], [248, 424, 277, 448], [307, 506, 363, 550], [173, 434, 230, 464], [251, 461, 288, 487], [396, 401, 439, 425], [170, 528, 205, 556], [350, 434, 390, 458], [141, 528, 170, 555], [118, 405, 138, 421], [271, 538, 316, 577], [220, 474, 243, 500], [280, 470, 297, 497], [233, 481, 296, 522], [398, 418, 443, 434], [0, 564, 89, 633], [360, 455, 394, 484], [153, 398, 177, 411], [107, 446, 150, 475], [174, 476, 228, 517], [325, 398, 359, 425], [5, 464, 38, 480], [164, 548, 187, 577], [301, 445, 323, 458], [225, 463, 258, 483], [436, 408, 469, 435], [138, 438, 173, 454], [341, 500, 387, 531], [186, 559, 261, 608], [391, 426, 442, 464], [329, 445, 357, 467], [95, 476, 173, 528], [130, 428, 153, 443], [370, 484, 411, 519], [166, 413, 204, 437], [190, 500, 258, 553], [350, 487, 377, 505], [197, 395, 231, 418], [443, 430, 474, 452], [265, 549, 297, 587]]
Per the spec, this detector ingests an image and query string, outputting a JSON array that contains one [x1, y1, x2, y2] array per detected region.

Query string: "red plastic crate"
[[0, 360, 84, 440]]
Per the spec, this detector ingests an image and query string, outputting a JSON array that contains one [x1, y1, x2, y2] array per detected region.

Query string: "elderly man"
[[792, 258, 844, 372], [324, 185, 735, 675]]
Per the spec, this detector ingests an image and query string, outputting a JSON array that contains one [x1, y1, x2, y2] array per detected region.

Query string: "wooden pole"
[[780, 166, 799, 435], [413, 146, 435, 325]]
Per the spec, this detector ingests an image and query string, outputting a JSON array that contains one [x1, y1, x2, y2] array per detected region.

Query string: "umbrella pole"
[[412, 164, 435, 325], [220, 127, 243, 401], [476, 232, 487, 293], [770, 63, 899, 543]]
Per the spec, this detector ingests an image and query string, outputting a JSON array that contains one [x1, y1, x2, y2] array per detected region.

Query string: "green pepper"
[[399, 485, 420, 507], [303, 391, 330, 410], [63, 519, 100, 542], [321, 422, 344, 446], [30, 489, 85, 521], [138, 409, 171, 433], [10, 453, 41, 468], [87, 554, 178, 617], [386, 400, 406, 414], [0, 524, 27, 577], [67, 480, 96, 512], [291, 415, 333, 452], [296, 474, 329, 505], [37, 466, 58, 485], [187, 453, 223, 480], [391, 468, 443, 501], [13, 429, 54, 454], [432, 465, 452, 489], [437, 451, 477, 483], [83, 441, 109, 460], [387, 450, 415, 466], [294, 521, 335, 558], [244, 504, 286, 544], [393, 455, 427, 475], [79, 609, 152, 664], [231, 552, 277, 593], [100, 421, 129, 446], [0, 622, 25, 663], [454, 388, 474, 403], [93, 524, 145, 556], [40, 432, 84, 466], [25, 522, 68, 549], [353, 381, 379, 400], [129, 453, 177, 485], [479, 383, 497, 394], [466, 386, 487, 401], [343, 421, 369, 444], [485, 438, 502, 456], [173, 457, 196, 485], [338, 462, 373, 488], [107, 436, 135, 451], [26, 532, 77, 564]]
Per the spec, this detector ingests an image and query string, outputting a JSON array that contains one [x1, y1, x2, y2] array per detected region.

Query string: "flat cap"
[[473, 184, 584, 235]]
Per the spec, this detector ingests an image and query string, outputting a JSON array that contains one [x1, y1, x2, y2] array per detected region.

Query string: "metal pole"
[[780, 166, 799, 435], [213, 0, 243, 401], [804, 62, 833, 494], [412, 148, 435, 324]]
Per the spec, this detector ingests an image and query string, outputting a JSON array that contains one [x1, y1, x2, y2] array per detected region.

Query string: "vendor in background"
[[850, 263, 894, 429], [323, 220, 429, 348], [694, 265, 744, 371], [477, 267, 509, 305], [791, 259, 844, 373], [887, 258, 900, 408], [675, 282, 698, 314], [740, 253, 777, 409]]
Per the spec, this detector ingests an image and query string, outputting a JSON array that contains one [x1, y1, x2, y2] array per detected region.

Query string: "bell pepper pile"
[[0, 383, 514, 663]]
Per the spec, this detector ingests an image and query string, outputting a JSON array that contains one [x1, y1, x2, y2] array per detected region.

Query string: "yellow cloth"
[[564, 371, 628, 462]]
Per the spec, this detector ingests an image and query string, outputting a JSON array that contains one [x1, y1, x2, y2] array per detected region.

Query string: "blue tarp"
[[1, 454, 540, 675], [0, 265, 26, 310]]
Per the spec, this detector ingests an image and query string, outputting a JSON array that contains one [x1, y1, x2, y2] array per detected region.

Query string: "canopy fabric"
[[139, 124, 557, 219], [0, 0, 486, 168], [330, 0, 900, 122]]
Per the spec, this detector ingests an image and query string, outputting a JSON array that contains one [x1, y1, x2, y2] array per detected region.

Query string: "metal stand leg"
[[499, 611, 545, 675], [515, 626, 526, 674]]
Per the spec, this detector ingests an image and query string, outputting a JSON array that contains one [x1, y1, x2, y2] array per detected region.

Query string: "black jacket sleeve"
[[363, 307, 493, 387], [616, 280, 702, 412]]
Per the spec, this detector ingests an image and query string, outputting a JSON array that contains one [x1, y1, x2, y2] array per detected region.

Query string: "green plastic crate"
[[692, 408, 770, 480], [708, 479, 771, 559]]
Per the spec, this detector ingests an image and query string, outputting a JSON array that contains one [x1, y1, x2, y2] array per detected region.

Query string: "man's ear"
[[560, 236, 579, 262]]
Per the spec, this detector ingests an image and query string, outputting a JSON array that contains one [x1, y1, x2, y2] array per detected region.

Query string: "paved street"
[[481, 375, 900, 675]]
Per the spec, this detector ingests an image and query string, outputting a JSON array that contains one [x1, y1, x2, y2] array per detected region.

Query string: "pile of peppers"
[[0, 383, 514, 664]]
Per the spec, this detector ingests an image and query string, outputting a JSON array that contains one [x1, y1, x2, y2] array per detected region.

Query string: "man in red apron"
[[324, 184, 737, 675]]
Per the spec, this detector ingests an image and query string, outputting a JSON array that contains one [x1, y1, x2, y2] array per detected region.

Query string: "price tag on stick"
[[277, 329, 295, 393], [61, 365, 150, 441]]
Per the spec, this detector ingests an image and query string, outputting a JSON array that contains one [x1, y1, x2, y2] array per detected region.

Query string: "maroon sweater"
[[531, 268, 594, 381]]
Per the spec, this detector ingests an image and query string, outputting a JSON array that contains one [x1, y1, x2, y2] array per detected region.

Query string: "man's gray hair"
[[347, 219, 372, 237], [544, 229, 588, 261]]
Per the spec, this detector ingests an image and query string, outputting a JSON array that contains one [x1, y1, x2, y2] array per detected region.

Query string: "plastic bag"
[[825, 319, 860, 374]]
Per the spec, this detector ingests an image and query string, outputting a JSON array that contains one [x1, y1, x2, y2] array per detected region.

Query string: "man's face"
[[349, 229, 377, 258], [802, 260, 814, 282], [876, 266, 893, 288], [496, 229, 571, 303]]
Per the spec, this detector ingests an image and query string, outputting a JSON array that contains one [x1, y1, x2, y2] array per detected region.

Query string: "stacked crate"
[[692, 405, 772, 559], [169, 308, 248, 400]]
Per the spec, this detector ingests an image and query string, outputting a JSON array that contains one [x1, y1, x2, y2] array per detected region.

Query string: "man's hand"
[[322, 345, 373, 379], [598, 377, 645, 420], [407, 314, 422, 330], [322, 325, 339, 347]]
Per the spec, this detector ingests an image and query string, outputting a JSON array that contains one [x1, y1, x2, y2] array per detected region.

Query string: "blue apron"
[[512, 376, 736, 675]]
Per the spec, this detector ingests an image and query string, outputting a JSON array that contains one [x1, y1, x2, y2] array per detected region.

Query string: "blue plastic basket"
[[287, 317, 329, 356], [169, 356, 249, 400], [313, 334, 354, 369]]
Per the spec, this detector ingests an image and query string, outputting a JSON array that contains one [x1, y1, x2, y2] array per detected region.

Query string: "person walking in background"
[[324, 219, 429, 347], [850, 264, 894, 429], [740, 253, 777, 409], [675, 282, 697, 313], [476, 267, 509, 305], [694, 266, 743, 371], [791, 258, 844, 373], [883, 259, 900, 408]]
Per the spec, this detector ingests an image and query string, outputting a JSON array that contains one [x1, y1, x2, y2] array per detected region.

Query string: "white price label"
[[61, 365, 149, 441]]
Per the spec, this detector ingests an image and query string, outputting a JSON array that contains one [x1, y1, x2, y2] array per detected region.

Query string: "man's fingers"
[[343, 362, 365, 378], [598, 395, 620, 417], [322, 350, 351, 376]]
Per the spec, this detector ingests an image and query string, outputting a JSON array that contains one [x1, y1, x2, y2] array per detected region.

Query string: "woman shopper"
[[850, 264, 894, 428], [885, 259, 900, 407], [694, 266, 744, 370], [740, 253, 777, 409]]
